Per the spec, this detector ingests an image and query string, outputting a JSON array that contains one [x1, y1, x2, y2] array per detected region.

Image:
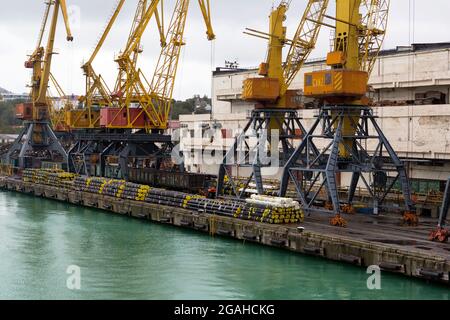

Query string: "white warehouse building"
[[179, 43, 450, 197]]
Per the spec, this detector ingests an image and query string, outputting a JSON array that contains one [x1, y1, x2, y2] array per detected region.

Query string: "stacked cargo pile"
[[245, 195, 303, 224], [75, 176, 107, 193], [144, 188, 196, 207], [221, 176, 245, 196], [23, 169, 75, 189], [73, 176, 150, 201], [221, 176, 279, 197], [29, 173, 302, 224], [22, 169, 38, 183], [119, 182, 150, 201], [145, 188, 303, 224], [101, 179, 126, 198]]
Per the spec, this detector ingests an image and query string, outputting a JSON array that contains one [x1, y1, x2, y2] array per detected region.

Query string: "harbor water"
[[0, 191, 448, 300]]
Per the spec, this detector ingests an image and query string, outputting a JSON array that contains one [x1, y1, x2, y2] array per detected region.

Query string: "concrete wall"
[[298, 104, 450, 161], [180, 104, 450, 183], [180, 46, 450, 185], [213, 47, 450, 116]]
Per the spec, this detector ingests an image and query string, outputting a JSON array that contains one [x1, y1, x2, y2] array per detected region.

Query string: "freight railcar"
[[128, 168, 216, 193]]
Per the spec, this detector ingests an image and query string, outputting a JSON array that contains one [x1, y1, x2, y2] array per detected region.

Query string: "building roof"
[[213, 67, 253, 76], [378, 42, 450, 56], [213, 42, 450, 76]]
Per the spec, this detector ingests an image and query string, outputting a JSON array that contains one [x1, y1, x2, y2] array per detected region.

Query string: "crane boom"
[[86, 0, 125, 66], [358, 0, 390, 75], [36, 2, 52, 48], [113, 0, 160, 103], [122, 0, 161, 59], [35, 0, 73, 114], [70, 0, 126, 129], [283, 0, 329, 89], [198, 0, 215, 40], [242, 0, 329, 108], [6, 0, 73, 169], [59, 0, 74, 41], [105, 0, 214, 130]]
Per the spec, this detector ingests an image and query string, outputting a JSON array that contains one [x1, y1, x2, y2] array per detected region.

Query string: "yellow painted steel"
[[304, 70, 368, 97], [48, 73, 74, 132], [303, 0, 390, 157], [72, 0, 166, 129], [77, 0, 126, 127], [71, 0, 126, 129], [66, 110, 101, 129], [242, 0, 329, 136], [282, 0, 329, 99], [27, 0, 73, 121], [198, 0, 215, 40], [242, 78, 280, 102], [106, 0, 215, 130], [242, 0, 329, 109], [304, 0, 390, 101], [113, 0, 159, 107]]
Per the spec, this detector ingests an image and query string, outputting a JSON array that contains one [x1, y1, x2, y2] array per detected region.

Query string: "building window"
[[325, 73, 332, 85], [305, 75, 313, 87]]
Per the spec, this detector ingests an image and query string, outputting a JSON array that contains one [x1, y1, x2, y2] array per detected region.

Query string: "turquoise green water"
[[0, 191, 448, 300]]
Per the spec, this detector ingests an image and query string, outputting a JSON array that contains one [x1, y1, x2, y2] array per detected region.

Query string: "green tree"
[[170, 95, 212, 120], [0, 99, 26, 133]]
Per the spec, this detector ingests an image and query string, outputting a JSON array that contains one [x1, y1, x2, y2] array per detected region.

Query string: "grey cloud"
[[1, 0, 450, 99]]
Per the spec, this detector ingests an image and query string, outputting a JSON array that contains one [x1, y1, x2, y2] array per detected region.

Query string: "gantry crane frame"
[[68, 0, 215, 179], [216, 0, 330, 198], [279, 0, 413, 224], [5, 0, 73, 169], [103, 0, 214, 131], [48, 72, 74, 133], [68, 0, 126, 130]]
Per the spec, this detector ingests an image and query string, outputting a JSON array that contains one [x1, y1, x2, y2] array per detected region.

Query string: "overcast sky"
[[0, 0, 449, 99]]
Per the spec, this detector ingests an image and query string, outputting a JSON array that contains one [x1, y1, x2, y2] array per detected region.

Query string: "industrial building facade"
[[179, 43, 450, 199]]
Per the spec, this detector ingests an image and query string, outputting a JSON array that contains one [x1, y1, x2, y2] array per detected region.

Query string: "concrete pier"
[[1, 176, 449, 286]]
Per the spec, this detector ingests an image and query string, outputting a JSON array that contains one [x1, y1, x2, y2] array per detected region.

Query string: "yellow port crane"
[[242, 0, 329, 109], [280, 0, 413, 225], [103, 0, 215, 131], [217, 0, 329, 198], [67, 0, 214, 179], [112, 0, 166, 107], [67, 0, 166, 130], [66, 0, 126, 129], [5, 0, 73, 169], [48, 72, 74, 132]]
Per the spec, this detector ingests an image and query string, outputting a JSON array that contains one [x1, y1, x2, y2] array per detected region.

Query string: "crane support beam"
[[106, 0, 214, 130], [86, 0, 126, 66], [122, 0, 161, 58], [4, 0, 72, 169], [280, 0, 414, 224], [218, 0, 328, 197], [59, 0, 73, 41], [198, 0, 215, 40]]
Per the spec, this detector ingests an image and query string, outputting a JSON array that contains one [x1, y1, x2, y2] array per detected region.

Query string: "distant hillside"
[[171, 95, 212, 120], [0, 87, 11, 94], [0, 99, 26, 133]]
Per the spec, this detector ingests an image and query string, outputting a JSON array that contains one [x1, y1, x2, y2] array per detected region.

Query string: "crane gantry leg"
[[279, 105, 414, 223], [68, 130, 182, 179], [216, 109, 305, 198], [429, 177, 450, 242], [5, 121, 68, 169]]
